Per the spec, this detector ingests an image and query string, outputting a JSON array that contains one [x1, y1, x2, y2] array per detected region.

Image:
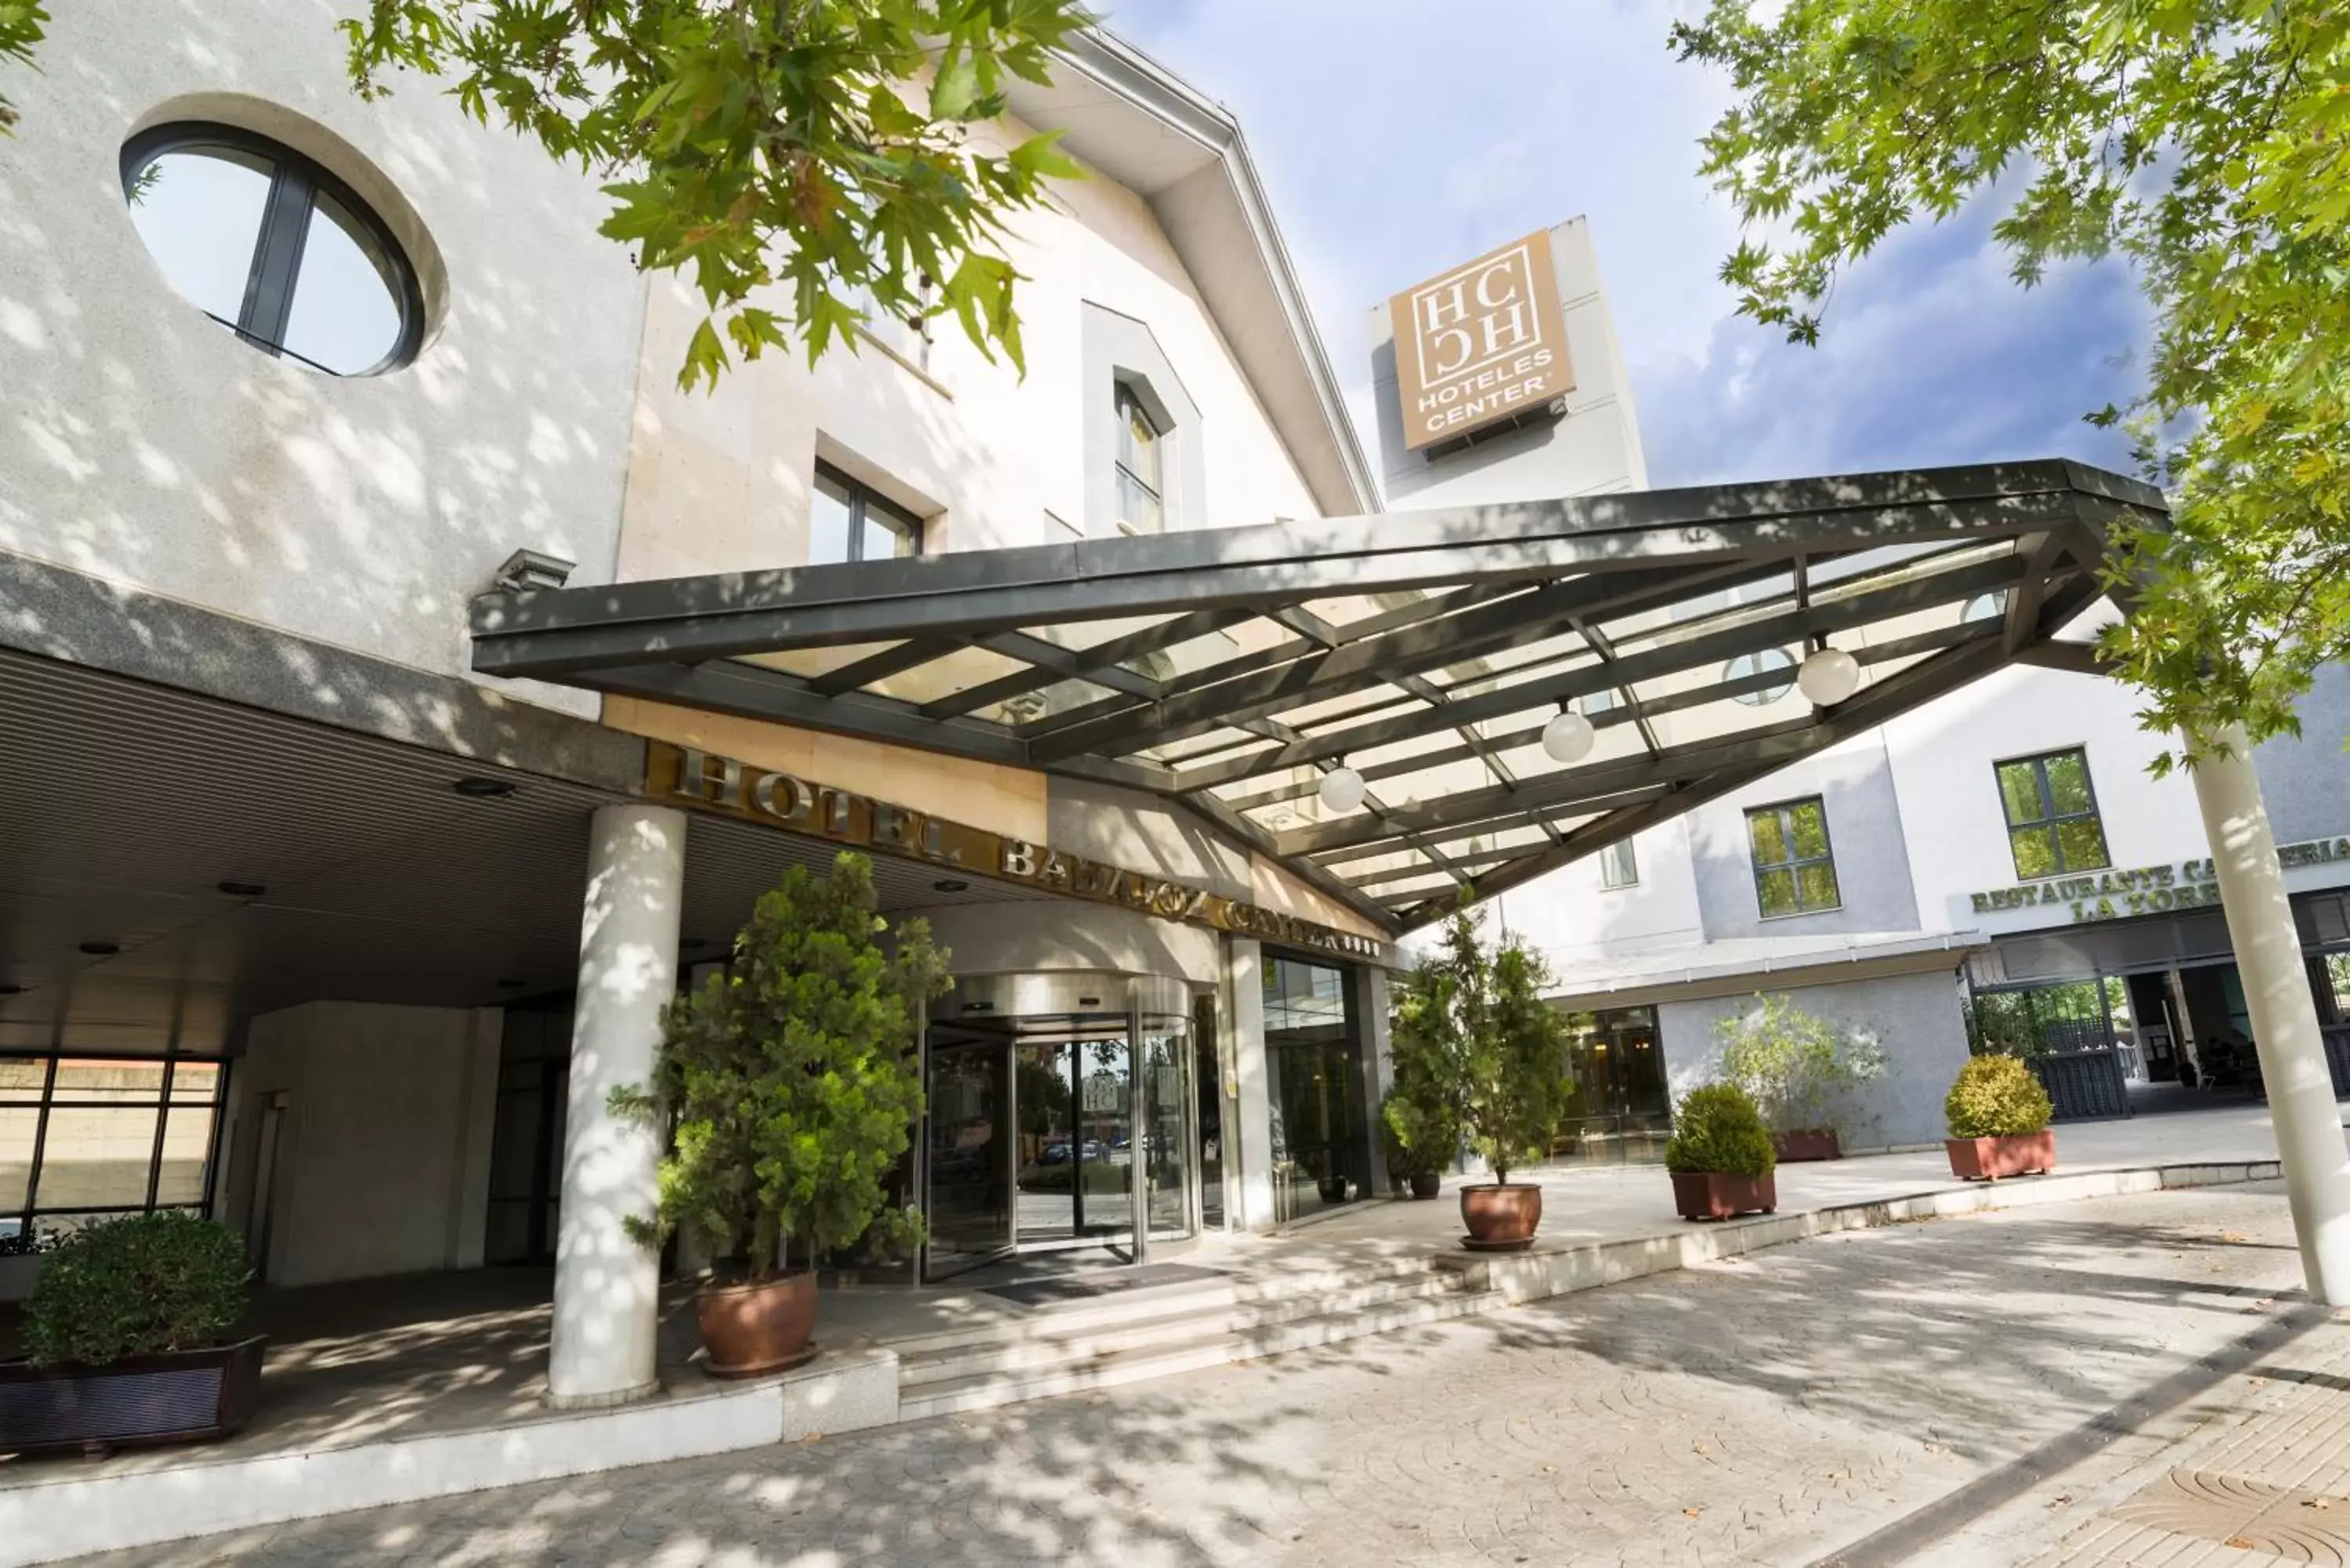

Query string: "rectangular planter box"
[[1670, 1169, 1777, 1221], [1773, 1129, 1841, 1163], [0, 1335, 265, 1457], [1945, 1131, 2057, 1182]]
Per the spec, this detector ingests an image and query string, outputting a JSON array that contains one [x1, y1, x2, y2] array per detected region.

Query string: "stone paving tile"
[[52, 1184, 2316, 1568]]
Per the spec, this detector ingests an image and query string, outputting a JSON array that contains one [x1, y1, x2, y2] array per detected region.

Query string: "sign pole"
[[2189, 722, 2350, 1304]]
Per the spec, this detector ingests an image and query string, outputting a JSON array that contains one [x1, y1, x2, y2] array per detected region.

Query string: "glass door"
[[1140, 1021, 1195, 1241], [925, 1037, 1013, 1278], [1072, 1036, 1134, 1245]]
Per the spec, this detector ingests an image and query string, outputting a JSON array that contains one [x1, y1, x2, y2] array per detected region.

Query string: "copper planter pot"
[[1945, 1131, 2056, 1182], [695, 1270, 819, 1378], [1772, 1129, 1841, 1163], [1459, 1182, 1542, 1251], [1670, 1170, 1777, 1221]]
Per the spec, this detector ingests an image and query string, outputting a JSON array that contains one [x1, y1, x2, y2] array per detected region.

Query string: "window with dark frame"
[[119, 122, 424, 377], [808, 463, 923, 565], [1600, 836, 1639, 889], [0, 1052, 230, 1246], [1996, 747, 2111, 880], [1746, 797, 1841, 916], [1113, 383, 1166, 535]]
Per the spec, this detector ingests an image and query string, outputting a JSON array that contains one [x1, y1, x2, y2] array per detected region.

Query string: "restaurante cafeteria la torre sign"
[[648, 743, 1387, 959], [1965, 834, 2350, 926], [1389, 228, 1573, 450]]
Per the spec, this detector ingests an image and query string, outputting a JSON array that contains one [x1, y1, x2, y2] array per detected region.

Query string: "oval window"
[[121, 123, 423, 376], [1723, 647, 1795, 706]]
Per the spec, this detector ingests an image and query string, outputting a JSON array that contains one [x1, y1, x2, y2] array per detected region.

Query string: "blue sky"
[[1100, 0, 2150, 493]]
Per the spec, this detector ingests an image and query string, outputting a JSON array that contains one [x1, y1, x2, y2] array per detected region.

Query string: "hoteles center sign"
[[1390, 228, 1574, 450], [646, 742, 1386, 960]]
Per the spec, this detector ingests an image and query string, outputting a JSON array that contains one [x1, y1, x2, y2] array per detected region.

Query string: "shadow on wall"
[[0, 0, 644, 716]]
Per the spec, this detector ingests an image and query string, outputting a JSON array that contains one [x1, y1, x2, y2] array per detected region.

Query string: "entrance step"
[[896, 1271, 1500, 1422], [892, 1251, 1445, 1359]]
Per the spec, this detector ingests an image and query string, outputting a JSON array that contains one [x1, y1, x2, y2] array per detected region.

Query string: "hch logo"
[[1390, 229, 1573, 450]]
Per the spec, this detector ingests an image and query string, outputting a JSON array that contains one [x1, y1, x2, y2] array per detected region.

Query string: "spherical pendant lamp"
[[1796, 646, 1861, 706], [1542, 707, 1596, 764], [1318, 764, 1366, 815]]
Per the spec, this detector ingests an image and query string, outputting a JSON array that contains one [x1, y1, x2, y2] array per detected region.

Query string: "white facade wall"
[[222, 1001, 501, 1287], [612, 114, 1330, 592], [0, 0, 645, 721]]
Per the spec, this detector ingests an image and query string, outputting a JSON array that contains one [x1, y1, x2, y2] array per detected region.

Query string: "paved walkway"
[[60, 1180, 2334, 1567]]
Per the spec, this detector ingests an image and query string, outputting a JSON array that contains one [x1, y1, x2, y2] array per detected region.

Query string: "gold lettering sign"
[[1390, 228, 1574, 451], [645, 742, 1387, 960]]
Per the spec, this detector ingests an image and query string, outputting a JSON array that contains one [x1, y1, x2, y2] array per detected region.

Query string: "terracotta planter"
[[695, 1270, 819, 1378], [0, 1335, 265, 1457], [1945, 1130, 2056, 1182], [1459, 1182, 1542, 1251], [1773, 1129, 1841, 1163], [1670, 1169, 1777, 1221], [1410, 1172, 1443, 1201]]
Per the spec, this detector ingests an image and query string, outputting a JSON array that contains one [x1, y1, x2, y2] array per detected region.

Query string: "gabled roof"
[[1008, 30, 1377, 516], [472, 459, 2164, 934]]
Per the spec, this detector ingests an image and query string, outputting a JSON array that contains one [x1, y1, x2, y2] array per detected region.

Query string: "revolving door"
[[921, 973, 1200, 1281]]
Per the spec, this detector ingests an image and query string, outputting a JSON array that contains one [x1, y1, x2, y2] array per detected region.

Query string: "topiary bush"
[[24, 1211, 250, 1367], [1665, 1084, 1777, 1176], [1944, 1053, 2054, 1139]]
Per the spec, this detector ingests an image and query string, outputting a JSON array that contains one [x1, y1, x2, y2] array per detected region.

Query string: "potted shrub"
[[1715, 992, 1886, 1162], [1943, 1053, 2056, 1180], [0, 1211, 260, 1456], [1391, 909, 1572, 1251], [615, 851, 948, 1378], [1380, 1087, 1452, 1200], [1665, 1084, 1778, 1220]]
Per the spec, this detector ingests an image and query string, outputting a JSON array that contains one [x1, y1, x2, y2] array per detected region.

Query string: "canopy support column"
[[2190, 723, 2350, 1303]]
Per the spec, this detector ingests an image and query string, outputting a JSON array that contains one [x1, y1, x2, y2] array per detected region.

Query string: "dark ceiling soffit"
[[469, 462, 2154, 677]]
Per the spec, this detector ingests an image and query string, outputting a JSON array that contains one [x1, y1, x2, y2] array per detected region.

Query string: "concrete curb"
[[0, 1345, 899, 1568], [1441, 1161, 2285, 1304]]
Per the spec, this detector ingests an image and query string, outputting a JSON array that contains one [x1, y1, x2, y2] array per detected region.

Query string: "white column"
[[1228, 938, 1276, 1231], [548, 804, 686, 1407], [2189, 723, 2350, 1303]]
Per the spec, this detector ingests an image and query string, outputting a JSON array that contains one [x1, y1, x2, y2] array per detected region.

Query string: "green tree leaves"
[[1672, 2, 2350, 757], [1387, 909, 1573, 1186], [0, 2, 45, 134], [615, 851, 950, 1277], [338, 0, 1091, 391]]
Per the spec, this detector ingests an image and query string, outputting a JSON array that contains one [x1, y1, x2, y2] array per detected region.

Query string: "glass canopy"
[[471, 460, 2163, 933]]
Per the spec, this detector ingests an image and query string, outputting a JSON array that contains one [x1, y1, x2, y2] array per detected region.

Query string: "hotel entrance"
[[921, 974, 1200, 1282]]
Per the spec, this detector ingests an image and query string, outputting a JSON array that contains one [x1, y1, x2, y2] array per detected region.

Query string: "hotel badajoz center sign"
[[1390, 227, 1573, 450], [646, 742, 1387, 959]]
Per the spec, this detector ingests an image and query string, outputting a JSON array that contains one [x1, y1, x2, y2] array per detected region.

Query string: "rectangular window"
[[808, 463, 922, 565], [1600, 836, 1639, 889], [845, 277, 931, 371], [1113, 384, 1165, 535], [2, 1053, 229, 1245], [1746, 797, 1841, 917], [1995, 747, 2110, 880]]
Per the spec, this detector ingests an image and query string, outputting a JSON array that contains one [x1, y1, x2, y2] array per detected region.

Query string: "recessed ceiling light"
[[496, 977, 526, 989], [0, 983, 24, 997], [217, 880, 267, 898], [452, 776, 517, 799], [78, 941, 119, 957], [933, 879, 969, 894]]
